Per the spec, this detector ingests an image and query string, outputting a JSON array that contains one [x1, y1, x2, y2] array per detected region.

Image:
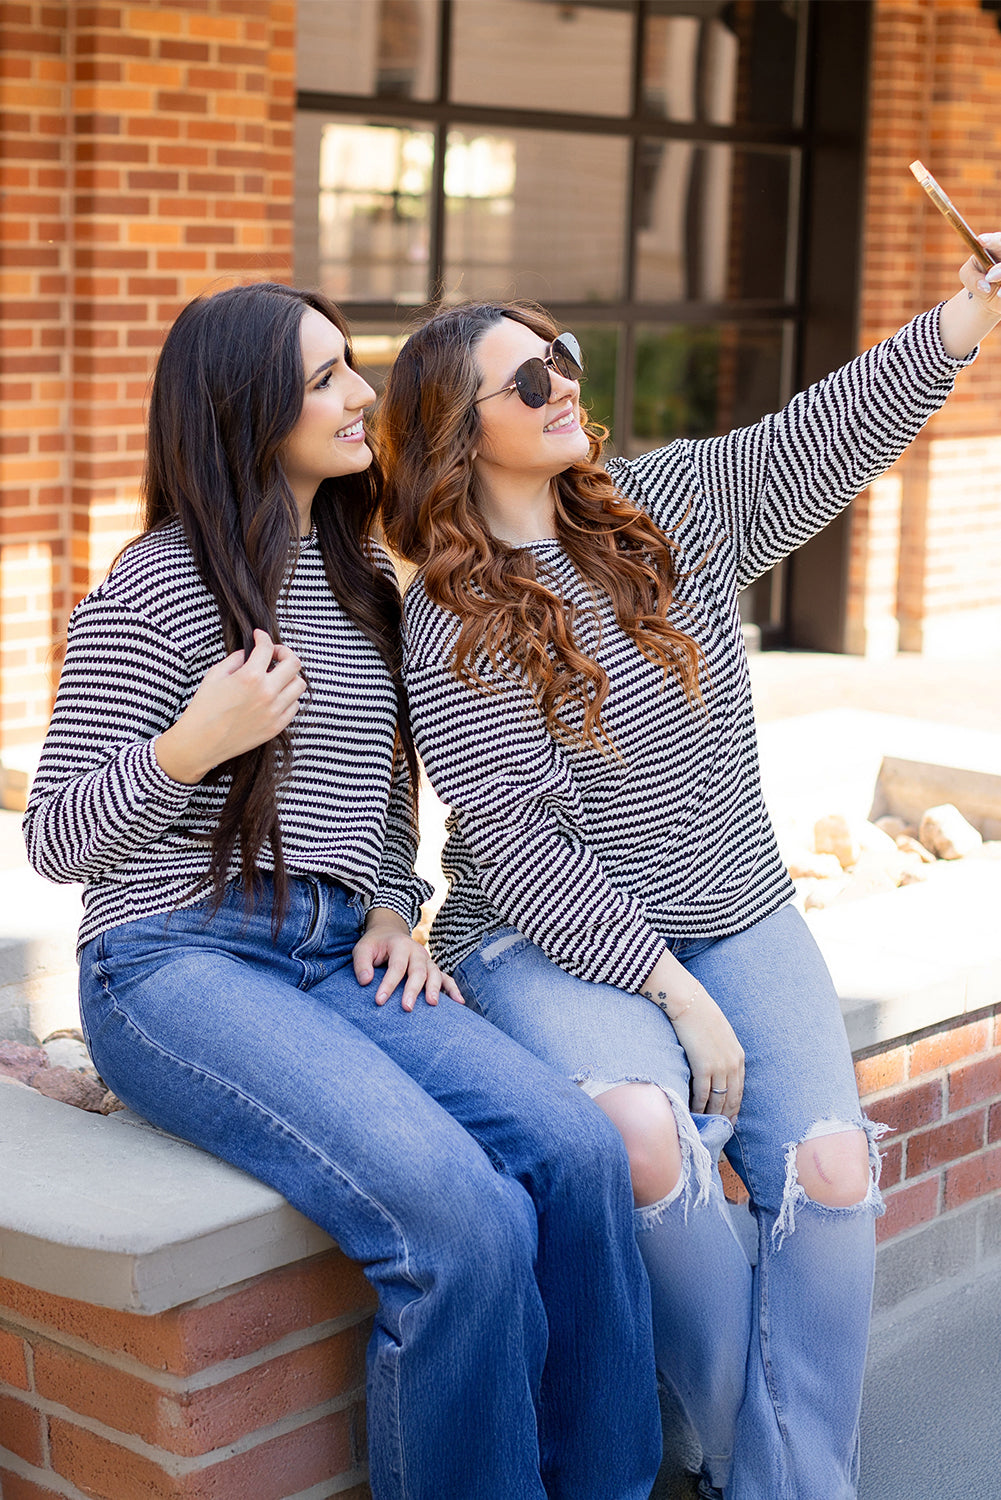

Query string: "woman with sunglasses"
[[23, 282, 664, 1500], [378, 250, 1001, 1500]]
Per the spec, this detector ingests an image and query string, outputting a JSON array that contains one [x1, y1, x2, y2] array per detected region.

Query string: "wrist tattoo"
[[642, 988, 698, 1021]]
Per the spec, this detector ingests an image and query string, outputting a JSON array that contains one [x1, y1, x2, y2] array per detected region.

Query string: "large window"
[[295, 0, 869, 645]]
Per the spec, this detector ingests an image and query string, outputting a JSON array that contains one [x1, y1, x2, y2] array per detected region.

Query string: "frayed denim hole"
[[576, 1073, 715, 1227], [772, 1115, 890, 1250], [478, 928, 530, 971]]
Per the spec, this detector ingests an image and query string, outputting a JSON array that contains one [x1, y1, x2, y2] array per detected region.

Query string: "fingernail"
[[979, 279, 992, 293]]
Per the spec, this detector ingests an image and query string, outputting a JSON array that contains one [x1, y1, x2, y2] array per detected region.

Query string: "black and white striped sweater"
[[24, 523, 431, 952], [404, 308, 974, 992]]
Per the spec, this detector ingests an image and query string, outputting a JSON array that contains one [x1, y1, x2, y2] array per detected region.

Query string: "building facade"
[[1, 0, 1000, 781]]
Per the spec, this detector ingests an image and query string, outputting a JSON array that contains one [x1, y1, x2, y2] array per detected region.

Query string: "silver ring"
[[709, 1087, 728, 1094]]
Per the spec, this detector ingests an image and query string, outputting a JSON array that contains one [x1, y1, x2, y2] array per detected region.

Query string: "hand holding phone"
[[909, 160, 998, 270]]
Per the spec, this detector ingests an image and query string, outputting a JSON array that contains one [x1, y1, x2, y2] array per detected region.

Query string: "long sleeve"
[[23, 595, 198, 884], [25, 524, 433, 953], [608, 306, 976, 590], [407, 642, 668, 992]]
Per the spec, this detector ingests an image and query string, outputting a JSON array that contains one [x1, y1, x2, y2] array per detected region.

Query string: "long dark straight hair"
[[140, 281, 418, 918]]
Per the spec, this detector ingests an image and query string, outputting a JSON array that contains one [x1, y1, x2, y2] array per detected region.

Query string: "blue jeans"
[[78, 878, 661, 1500], [454, 904, 885, 1500]]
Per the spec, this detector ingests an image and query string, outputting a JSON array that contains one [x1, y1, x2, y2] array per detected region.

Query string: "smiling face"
[[281, 306, 376, 524], [471, 316, 590, 491]]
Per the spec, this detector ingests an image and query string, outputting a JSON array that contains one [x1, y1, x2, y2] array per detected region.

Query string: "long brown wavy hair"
[[379, 301, 703, 749], [140, 282, 418, 919]]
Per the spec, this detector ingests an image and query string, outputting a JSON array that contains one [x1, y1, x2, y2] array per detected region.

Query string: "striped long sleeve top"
[[24, 522, 431, 952], [403, 307, 975, 992]]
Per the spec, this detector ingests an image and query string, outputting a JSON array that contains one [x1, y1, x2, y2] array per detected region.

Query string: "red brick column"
[[0, 0, 72, 751], [0, 1249, 374, 1498], [849, 0, 1001, 657], [0, 1, 296, 757]]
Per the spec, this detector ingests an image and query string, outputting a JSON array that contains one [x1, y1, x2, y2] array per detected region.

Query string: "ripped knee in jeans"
[[773, 1116, 889, 1249], [577, 1074, 718, 1225]]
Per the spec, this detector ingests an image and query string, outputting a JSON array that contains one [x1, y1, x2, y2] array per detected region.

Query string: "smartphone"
[[909, 160, 998, 269]]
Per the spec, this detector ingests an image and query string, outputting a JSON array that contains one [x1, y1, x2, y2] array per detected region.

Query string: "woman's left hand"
[[353, 909, 466, 1011]]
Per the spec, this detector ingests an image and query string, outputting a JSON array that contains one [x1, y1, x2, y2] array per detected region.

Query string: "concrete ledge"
[[806, 860, 1001, 1053], [0, 1082, 333, 1314]]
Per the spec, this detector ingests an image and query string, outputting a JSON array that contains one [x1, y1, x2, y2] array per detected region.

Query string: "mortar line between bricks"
[[0, 1442, 92, 1500], [0, 1304, 372, 1393], [166, 1253, 355, 1314], [8, 1381, 367, 1475], [283, 1466, 370, 1499]]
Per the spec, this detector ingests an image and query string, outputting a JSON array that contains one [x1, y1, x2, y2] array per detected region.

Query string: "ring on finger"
[[709, 1086, 728, 1095]]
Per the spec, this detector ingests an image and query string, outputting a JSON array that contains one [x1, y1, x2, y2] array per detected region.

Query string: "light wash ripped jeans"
[[78, 876, 662, 1500], [453, 902, 886, 1500]]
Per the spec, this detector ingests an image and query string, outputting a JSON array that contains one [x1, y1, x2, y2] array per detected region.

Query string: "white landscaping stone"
[[875, 814, 914, 841], [896, 834, 936, 864], [814, 814, 861, 870], [786, 848, 844, 881], [918, 804, 984, 861]]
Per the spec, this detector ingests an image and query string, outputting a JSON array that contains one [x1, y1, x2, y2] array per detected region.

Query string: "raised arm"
[[610, 242, 1001, 591]]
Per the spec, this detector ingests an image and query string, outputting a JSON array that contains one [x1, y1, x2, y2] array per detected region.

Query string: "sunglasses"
[[474, 331, 584, 409]]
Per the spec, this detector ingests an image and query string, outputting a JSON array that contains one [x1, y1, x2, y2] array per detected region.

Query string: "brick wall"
[[848, 0, 1001, 656], [0, 1249, 374, 1499], [0, 0, 72, 751], [0, 0, 295, 755], [858, 1005, 1001, 1243]]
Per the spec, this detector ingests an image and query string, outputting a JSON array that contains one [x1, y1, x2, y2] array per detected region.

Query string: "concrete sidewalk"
[[861, 1265, 1001, 1499]]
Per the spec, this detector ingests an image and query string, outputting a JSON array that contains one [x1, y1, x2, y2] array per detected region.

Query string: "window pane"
[[450, 0, 633, 116], [577, 323, 619, 440], [634, 143, 793, 303], [630, 322, 787, 453], [295, 117, 433, 304], [350, 328, 409, 394], [643, 1, 803, 127], [442, 128, 628, 302], [296, 0, 440, 100]]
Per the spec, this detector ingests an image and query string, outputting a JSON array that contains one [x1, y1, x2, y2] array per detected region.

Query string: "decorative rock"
[[813, 814, 861, 870], [804, 877, 850, 911], [858, 821, 901, 857], [813, 815, 899, 871], [970, 840, 1001, 861], [875, 814, 914, 841], [897, 855, 931, 886], [895, 834, 936, 864], [918, 803, 983, 861], [0, 1039, 47, 1085], [31, 1066, 108, 1112], [42, 1036, 94, 1073], [785, 848, 844, 881], [99, 1090, 126, 1114]]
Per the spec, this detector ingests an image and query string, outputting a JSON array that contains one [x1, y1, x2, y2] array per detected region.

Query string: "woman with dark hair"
[[378, 250, 1001, 1499], [23, 282, 663, 1500]]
